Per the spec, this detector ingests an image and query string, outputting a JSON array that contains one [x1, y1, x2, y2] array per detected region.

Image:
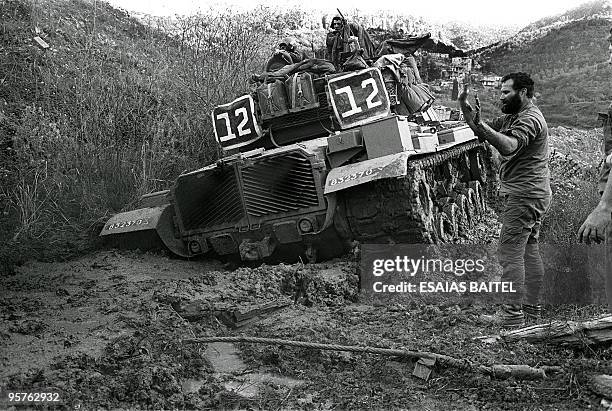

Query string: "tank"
[[99, 39, 495, 263]]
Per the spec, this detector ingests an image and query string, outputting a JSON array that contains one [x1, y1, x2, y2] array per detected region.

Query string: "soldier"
[[459, 73, 551, 328], [577, 26, 612, 311], [265, 38, 307, 72], [326, 14, 376, 69]]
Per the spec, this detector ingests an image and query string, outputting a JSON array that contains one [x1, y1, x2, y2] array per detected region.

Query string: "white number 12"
[[334, 78, 382, 119], [216, 108, 252, 142], [362, 78, 382, 109]]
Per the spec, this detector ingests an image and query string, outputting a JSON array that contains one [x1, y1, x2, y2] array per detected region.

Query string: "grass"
[[0, 0, 285, 271], [0, 0, 608, 275]]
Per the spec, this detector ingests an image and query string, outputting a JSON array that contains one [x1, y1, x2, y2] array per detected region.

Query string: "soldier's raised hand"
[[458, 84, 471, 106], [459, 84, 480, 127], [473, 93, 482, 125]]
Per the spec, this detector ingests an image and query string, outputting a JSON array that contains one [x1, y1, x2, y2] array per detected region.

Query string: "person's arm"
[[579, 103, 612, 243], [458, 85, 521, 155], [326, 32, 335, 58], [287, 50, 303, 63], [578, 169, 612, 244]]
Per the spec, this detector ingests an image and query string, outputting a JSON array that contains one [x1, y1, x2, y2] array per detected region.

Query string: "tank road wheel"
[[453, 193, 473, 236], [468, 180, 486, 215], [469, 149, 486, 183], [459, 186, 477, 222], [481, 144, 501, 203], [442, 203, 458, 240], [433, 213, 448, 243], [418, 178, 434, 222], [340, 166, 435, 244], [439, 161, 457, 196], [458, 152, 472, 183]]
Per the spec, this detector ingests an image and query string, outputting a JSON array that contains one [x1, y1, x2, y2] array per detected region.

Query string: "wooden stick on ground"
[[184, 336, 563, 380], [477, 315, 612, 347]]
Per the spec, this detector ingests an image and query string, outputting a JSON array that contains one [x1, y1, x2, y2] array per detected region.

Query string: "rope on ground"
[[183, 336, 563, 379]]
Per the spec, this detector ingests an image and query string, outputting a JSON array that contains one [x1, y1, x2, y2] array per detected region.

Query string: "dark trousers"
[[606, 226, 612, 312], [498, 195, 552, 305]]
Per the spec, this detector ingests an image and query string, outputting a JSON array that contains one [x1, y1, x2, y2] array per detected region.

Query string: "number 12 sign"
[[327, 67, 391, 129], [212, 94, 262, 150]]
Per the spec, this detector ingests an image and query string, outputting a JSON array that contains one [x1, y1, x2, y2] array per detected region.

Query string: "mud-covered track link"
[[338, 141, 494, 244]]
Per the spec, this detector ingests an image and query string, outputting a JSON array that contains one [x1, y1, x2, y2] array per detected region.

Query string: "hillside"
[[0, 0, 280, 264], [522, 0, 611, 35], [478, 15, 611, 127]]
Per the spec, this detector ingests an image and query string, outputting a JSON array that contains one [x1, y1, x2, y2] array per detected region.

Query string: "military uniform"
[[326, 16, 376, 69], [487, 102, 552, 306], [602, 103, 612, 311], [597, 103, 612, 200]]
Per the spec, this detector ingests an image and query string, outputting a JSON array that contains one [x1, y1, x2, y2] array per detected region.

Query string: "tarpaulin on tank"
[[376, 33, 465, 58], [251, 59, 335, 83]]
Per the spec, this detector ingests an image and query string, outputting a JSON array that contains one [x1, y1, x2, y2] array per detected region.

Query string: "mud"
[[1, 235, 611, 409], [0, 251, 359, 409]]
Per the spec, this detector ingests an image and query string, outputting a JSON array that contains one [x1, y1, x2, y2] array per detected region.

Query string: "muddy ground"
[[1, 211, 612, 410]]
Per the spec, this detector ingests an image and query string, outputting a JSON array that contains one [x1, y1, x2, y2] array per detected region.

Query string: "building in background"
[[480, 75, 501, 88]]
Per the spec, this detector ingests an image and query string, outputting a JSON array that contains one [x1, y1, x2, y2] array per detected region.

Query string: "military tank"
[[100, 38, 495, 263]]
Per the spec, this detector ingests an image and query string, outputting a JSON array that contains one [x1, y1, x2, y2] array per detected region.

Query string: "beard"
[[501, 93, 522, 114]]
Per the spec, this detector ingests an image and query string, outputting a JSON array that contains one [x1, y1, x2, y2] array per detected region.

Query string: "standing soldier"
[[459, 73, 552, 328], [326, 13, 376, 70], [577, 26, 612, 311]]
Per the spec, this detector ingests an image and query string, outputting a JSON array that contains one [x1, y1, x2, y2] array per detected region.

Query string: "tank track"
[[336, 141, 498, 244]]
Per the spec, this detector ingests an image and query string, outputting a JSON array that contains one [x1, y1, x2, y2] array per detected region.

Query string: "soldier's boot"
[[478, 304, 525, 329], [523, 303, 543, 322]]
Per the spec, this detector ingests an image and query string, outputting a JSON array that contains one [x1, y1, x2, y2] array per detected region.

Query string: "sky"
[[108, 0, 597, 27]]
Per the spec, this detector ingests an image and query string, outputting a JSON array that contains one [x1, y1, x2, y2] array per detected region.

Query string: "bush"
[[0, 0, 289, 268]]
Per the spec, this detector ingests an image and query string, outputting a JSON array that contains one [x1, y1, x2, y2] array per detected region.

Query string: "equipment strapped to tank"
[[101, 32, 496, 263]]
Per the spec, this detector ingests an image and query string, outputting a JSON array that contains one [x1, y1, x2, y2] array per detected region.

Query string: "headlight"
[[298, 218, 313, 233]]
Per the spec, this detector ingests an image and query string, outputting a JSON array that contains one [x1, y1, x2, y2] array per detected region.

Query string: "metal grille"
[[241, 153, 320, 218], [175, 167, 245, 231], [266, 104, 331, 128]]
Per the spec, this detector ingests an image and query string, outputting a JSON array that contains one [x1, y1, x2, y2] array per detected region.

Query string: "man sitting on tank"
[[326, 14, 376, 70], [265, 38, 308, 72], [459, 72, 551, 329]]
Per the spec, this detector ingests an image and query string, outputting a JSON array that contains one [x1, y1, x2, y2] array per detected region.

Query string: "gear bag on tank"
[[285, 72, 319, 112], [257, 80, 290, 119]]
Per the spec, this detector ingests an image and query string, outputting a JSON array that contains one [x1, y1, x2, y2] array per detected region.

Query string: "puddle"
[[181, 378, 206, 394], [203, 341, 303, 399], [204, 342, 247, 373], [224, 380, 259, 399], [246, 372, 303, 388]]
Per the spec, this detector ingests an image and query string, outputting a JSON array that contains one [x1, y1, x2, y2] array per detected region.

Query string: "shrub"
[[0, 0, 289, 266]]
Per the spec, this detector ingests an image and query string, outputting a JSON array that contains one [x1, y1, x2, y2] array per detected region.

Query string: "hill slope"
[[521, 0, 611, 35], [0, 0, 279, 265], [478, 11, 611, 128]]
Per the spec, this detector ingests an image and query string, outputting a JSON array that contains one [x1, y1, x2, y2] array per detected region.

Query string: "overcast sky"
[[108, 0, 597, 27]]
